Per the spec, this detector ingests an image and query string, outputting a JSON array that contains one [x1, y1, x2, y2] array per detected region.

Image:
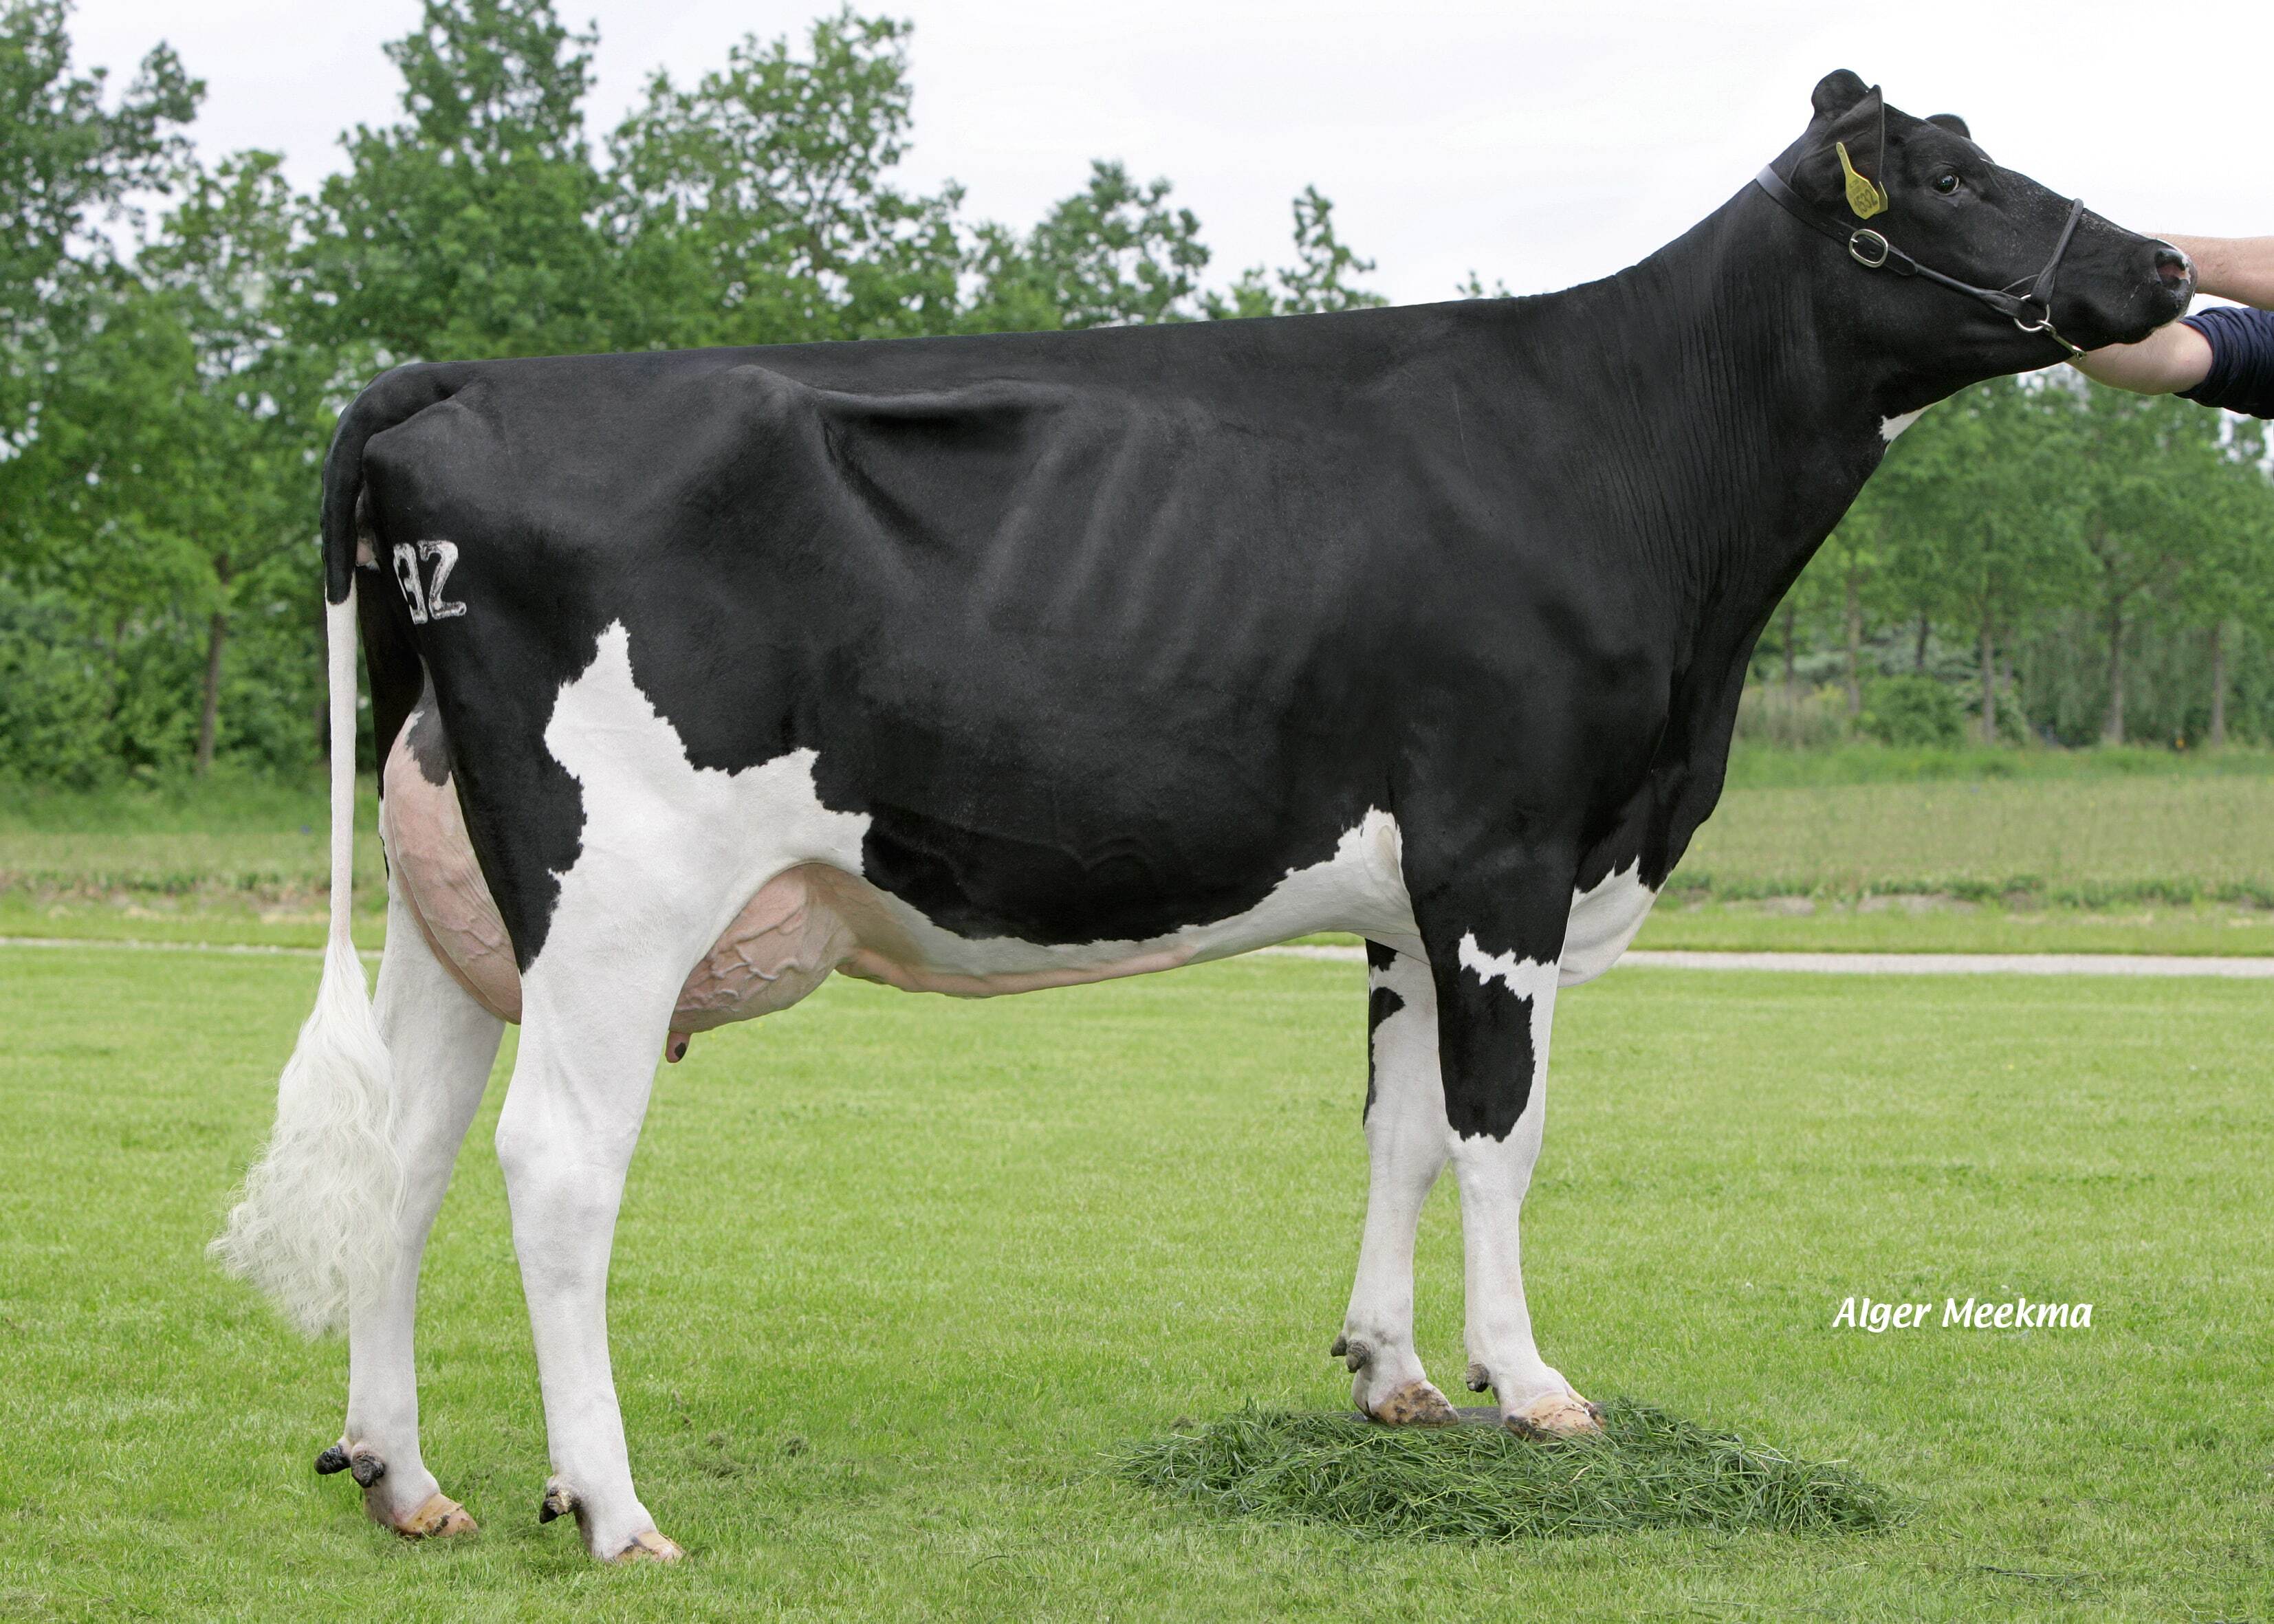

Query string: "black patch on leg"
[[1439, 983, 1537, 1142], [1362, 940, 1402, 1122], [1364, 987, 1404, 1122]]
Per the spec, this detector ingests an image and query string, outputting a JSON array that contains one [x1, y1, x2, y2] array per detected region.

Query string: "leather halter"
[[1753, 157, 2088, 357]]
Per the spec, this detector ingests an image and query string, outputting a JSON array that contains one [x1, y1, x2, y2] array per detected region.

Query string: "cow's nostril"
[[2153, 245, 2194, 289]]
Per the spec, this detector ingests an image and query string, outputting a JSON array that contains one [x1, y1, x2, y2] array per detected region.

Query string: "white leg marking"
[[1340, 950, 1456, 1421], [1450, 933, 1590, 1428], [344, 874, 502, 1531]]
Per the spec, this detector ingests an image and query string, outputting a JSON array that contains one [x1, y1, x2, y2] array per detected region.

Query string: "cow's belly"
[[378, 721, 1424, 1031]]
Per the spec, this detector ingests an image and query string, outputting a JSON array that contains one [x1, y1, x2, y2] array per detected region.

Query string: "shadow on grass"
[[1122, 1400, 1910, 1542]]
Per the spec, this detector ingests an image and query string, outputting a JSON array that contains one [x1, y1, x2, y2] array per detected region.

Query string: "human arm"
[[2070, 318, 2211, 393], [2164, 234, 2274, 308]]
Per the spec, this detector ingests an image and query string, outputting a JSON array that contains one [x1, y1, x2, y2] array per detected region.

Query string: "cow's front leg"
[[1335, 943, 1458, 1423], [495, 950, 687, 1563], [1414, 863, 1602, 1439], [329, 877, 502, 1537]]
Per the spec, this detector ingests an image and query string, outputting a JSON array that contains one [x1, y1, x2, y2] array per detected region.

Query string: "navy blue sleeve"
[[2177, 305, 2274, 418]]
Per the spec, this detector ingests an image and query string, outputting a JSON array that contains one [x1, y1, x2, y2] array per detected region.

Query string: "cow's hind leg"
[[1412, 856, 1601, 1439], [330, 877, 503, 1535], [496, 937, 690, 1563], [1335, 943, 1457, 1424]]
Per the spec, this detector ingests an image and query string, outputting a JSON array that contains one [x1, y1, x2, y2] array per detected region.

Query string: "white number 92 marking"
[[391, 540, 467, 624]]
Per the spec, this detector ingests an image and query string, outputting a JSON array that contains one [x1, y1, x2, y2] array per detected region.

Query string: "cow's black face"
[[1782, 71, 2191, 378]]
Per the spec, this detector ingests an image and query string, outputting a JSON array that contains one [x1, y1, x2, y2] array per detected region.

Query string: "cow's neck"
[[1616, 199, 1916, 628]]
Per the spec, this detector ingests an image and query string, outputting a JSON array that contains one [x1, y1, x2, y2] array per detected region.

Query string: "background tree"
[[1804, 494, 1885, 717], [1888, 380, 2086, 743], [2071, 388, 2220, 744], [0, 0, 197, 441], [10, 153, 325, 776], [0, 0, 201, 783], [2161, 415, 2274, 746], [1205, 186, 1386, 318], [298, 0, 622, 366], [137, 153, 331, 772], [608, 8, 963, 348], [961, 161, 1211, 331]]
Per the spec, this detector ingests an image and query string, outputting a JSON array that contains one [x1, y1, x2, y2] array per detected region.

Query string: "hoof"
[[384, 1492, 478, 1540], [314, 1445, 351, 1476], [611, 1529, 684, 1564], [1504, 1391, 1606, 1440], [538, 1478, 578, 1525], [1364, 1379, 1458, 1427]]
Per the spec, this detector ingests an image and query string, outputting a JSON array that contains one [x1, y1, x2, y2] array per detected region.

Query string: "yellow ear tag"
[[1837, 142, 1888, 219]]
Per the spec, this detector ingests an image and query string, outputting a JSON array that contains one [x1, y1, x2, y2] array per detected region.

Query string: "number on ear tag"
[[1837, 142, 1888, 219]]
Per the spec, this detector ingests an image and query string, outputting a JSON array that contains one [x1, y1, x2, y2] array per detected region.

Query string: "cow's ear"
[[1795, 83, 1888, 213], [1822, 83, 1887, 172], [1925, 112, 1971, 139], [1811, 69, 1871, 120]]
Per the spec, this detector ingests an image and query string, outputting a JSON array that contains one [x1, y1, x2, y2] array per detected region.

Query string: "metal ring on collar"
[[1848, 230, 1891, 270]]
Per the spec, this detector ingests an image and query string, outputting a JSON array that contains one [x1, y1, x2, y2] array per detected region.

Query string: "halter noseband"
[[1753, 152, 2088, 358]]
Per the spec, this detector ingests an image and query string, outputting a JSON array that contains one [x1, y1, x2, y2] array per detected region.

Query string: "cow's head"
[[1769, 71, 2191, 391]]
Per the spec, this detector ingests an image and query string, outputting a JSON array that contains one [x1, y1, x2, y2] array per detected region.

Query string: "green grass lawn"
[[1677, 773, 2274, 906], [4, 945, 2269, 1620], [1635, 898, 2274, 956]]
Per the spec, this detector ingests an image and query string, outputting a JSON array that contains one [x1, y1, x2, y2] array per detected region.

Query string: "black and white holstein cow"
[[215, 72, 2192, 1561]]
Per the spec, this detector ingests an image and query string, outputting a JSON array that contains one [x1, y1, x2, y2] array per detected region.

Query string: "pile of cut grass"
[[1124, 1401, 1908, 1543]]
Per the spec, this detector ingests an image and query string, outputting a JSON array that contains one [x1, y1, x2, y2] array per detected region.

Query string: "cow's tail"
[[210, 368, 453, 1336], [208, 578, 400, 1335]]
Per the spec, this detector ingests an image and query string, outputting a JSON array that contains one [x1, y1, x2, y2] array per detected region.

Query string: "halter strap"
[[1752, 160, 2087, 356]]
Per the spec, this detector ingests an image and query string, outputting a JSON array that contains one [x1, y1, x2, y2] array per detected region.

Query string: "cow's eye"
[[1932, 172, 1962, 195]]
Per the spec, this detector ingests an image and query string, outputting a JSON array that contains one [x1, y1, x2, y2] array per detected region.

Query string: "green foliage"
[[1734, 683, 1851, 749], [0, 588, 119, 785], [1205, 186, 1387, 319], [298, 0, 622, 364], [607, 8, 964, 347], [1858, 673, 1963, 746], [1786, 373, 2274, 751], [1125, 1403, 1908, 1541], [1, 0, 200, 555], [0, 0, 197, 350], [1725, 739, 2274, 788], [962, 160, 1212, 331]]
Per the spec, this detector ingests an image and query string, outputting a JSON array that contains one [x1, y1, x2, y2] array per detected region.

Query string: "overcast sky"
[[68, 0, 2274, 308]]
